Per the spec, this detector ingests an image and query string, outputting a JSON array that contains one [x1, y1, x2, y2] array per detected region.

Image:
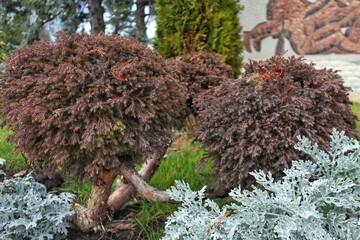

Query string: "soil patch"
[[67, 211, 144, 240]]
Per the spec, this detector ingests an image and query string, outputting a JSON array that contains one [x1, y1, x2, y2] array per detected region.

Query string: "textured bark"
[[135, 0, 147, 39], [88, 0, 105, 33], [118, 163, 174, 203], [107, 180, 137, 212], [73, 169, 117, 231], [108, 146, 168, 211]]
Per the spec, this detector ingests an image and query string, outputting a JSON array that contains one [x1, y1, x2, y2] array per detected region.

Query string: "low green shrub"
[[163, 129, 360, 240]]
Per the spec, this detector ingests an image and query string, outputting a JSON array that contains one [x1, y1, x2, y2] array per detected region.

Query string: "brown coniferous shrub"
[[194, 55, 358, 191], [166, 51, 234, 115], [0, 32, 185, 180]]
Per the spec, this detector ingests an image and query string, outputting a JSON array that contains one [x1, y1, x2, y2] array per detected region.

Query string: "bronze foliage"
[[166, 51, 234, 115], [0, 32, 185, 181], [195, 55, 358, 190]]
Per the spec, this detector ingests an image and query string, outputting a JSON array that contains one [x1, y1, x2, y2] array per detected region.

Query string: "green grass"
[[61, 175, 125, 205], [0, 122, 26, 173], [351, 102, 360, 134], [149, 141, 212, 190], [61, 178, 92, 205], [135, 139, 212, 239]]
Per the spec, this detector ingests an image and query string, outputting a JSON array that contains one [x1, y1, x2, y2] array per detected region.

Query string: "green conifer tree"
[[0, 31, 6, 62], [154, 0, 244, 76]]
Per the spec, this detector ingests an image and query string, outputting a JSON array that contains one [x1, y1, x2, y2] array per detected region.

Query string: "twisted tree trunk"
[[118, 163, 173, 202], [73, 145, 172, 231], [108, 146, 169, 211], [72, 169, 117, 231]]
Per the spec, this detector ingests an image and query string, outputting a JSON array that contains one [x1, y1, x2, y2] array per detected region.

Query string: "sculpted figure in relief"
[[244, 0, 360, 54]]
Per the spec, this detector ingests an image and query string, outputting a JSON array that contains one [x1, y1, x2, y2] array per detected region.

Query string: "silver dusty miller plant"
[[162, 129, 360, 240], [0, 158, 5, 179], [0, 164, 74, 240]]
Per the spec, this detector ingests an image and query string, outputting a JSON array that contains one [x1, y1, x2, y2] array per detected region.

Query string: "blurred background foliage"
[[0, 0, 243, 66]]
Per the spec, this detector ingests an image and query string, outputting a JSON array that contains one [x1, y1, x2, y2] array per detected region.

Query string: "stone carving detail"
[[244, 0, 360, 54]]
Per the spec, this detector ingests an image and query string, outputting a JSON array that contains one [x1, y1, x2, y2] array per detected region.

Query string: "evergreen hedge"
[[154, 0, 244, 76]]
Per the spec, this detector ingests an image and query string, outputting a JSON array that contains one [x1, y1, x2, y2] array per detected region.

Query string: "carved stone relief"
[[244, 0, 360, 54]]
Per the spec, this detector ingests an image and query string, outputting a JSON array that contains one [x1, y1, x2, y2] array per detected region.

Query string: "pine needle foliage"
[[163, 129, 360, 240], [0, 30, 6, 62], [195, 55, 358, 190], [0, 32, 185, 181], [166, 52, 234, 115], [154, 0, 244, 76]]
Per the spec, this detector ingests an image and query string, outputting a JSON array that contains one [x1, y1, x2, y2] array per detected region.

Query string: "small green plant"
[[0, 172, 74, 240], [163, 129, 360, 240]]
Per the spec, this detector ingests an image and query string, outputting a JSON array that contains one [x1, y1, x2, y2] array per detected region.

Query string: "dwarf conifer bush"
[[163, 129, 360, 240], [166, 52, 234, 115], [0, 32, 185, 180], [195, 55, 358, 190], [0, 171, 74, 240]]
